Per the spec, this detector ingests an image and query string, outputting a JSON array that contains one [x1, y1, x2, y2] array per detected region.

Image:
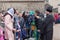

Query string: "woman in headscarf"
[[4, 8, 16, 40]]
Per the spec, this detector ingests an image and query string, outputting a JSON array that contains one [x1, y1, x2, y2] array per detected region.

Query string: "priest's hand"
[[37, 30, 41, 32]]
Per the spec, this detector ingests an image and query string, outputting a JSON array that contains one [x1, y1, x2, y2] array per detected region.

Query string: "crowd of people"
[[0, 6, 55, 40]]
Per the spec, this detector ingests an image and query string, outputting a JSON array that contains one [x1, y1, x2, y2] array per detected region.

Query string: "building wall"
[[0, 0, 44, 1], [0, 0, 45, 12], [48, 0, 60, 8], [47, 0, 60, 13]]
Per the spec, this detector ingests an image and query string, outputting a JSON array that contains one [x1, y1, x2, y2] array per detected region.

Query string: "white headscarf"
[[7, 8, 14, 17]]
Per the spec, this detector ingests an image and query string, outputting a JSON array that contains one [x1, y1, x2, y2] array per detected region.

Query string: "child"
[[0, 26, 4, 40]]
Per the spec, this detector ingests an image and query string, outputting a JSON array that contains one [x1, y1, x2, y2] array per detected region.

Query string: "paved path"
[[53, 24, 60, 40]]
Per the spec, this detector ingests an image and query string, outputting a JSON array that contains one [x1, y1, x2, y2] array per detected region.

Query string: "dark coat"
[[35, 13, 44, 33], [43, 14, 54, 40], [44, 14, 54, 33]]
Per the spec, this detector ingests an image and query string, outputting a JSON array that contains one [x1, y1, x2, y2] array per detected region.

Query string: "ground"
[[53, 24, 60, 40], [25, 24, 60, 40], [15, 24, 60, 40]]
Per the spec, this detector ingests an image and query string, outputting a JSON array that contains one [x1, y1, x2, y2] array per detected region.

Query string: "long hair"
[[22, 11, 25, 18], [22, 11, 26, 20]]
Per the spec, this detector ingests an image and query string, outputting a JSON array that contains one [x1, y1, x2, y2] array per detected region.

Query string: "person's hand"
[[34, 14, 41, 19], [36, 16, 40, 18], [17, 29, 21, 32], [37, 30, 41, 32], [13, 29, 16, 32], [17, 30, 20, 32]]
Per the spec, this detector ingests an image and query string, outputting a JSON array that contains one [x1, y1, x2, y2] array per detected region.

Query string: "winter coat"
[[44, 14, 54, 33], [4, 14, 14, 40], [35, 13, 44, 32]]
